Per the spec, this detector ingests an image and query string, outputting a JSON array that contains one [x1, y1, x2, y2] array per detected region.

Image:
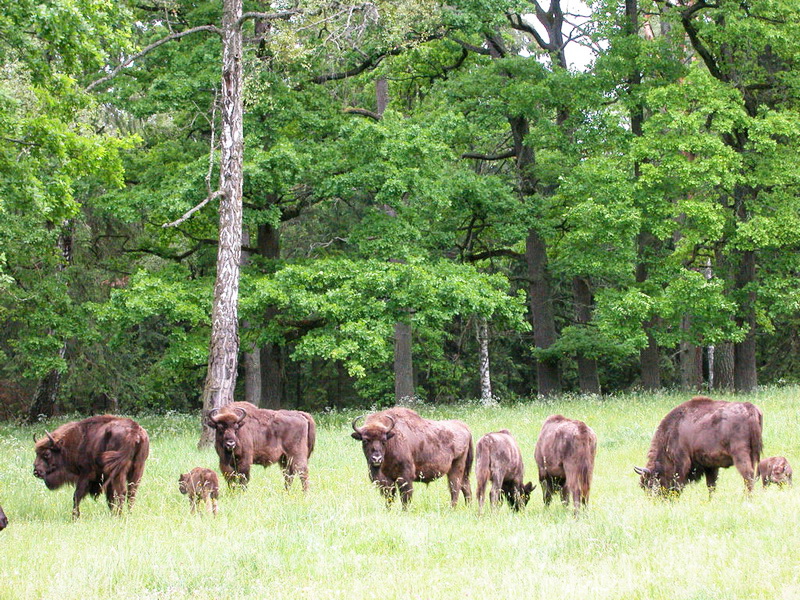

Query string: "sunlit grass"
[[0, 388, 798, 599]]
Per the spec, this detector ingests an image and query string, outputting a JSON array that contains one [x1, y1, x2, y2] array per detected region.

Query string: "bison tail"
[[304, 414, 316, 457], [465, 438, 474, 478], [750, 412, 763, 470]]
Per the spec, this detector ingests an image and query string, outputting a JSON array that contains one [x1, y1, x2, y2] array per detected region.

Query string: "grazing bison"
[[206, 402, 315, 491], [534, 415, 597, 515], [351, 407, 473, 509], [179, 467, 220, 515], [634, 396, 763, 496], [33, 415, 150, 519], [0, 503, 6, 531], [757, 456, 792, 488], [475, 429, 534, 513]]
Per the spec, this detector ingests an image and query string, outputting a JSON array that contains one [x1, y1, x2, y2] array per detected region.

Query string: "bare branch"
[[237, 9, 302, 29], [462, 149, 516, 161], [448, 36, 491, 56], [162, 190, 225, 228], [344, 107, 382, 120], [86, 25, 222, 92]]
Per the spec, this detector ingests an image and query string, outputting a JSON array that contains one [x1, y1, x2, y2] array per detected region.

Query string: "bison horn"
[[233, 407, 247, 424], [45, 430, 56, 446], [384, 415, 396, 434], [351, 415, 366, 433], [32, 433, 38, 444], [633, 466, 651, 476]]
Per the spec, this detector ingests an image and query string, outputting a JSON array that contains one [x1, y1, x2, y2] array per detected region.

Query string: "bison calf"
[[534, 415, 597, 516], [475, 430, 534, 513], [179, 468, 219, 515], [758, 456, 792, 488]]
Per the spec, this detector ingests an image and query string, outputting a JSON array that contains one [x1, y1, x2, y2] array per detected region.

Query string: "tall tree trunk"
[[714, 342, 735, 390], [476, 317, 492, 402], [679, 316, 703, 391], [241, 229, 261, 405], [394, 320, 414, 401], [199, 0, 244, 447], [526, 229, 561, 396], [734, 249, 757, 391], [27, 221, 73, 422], [255, 222, 283, 408], [572, 277, 601, 394], [636, 232, 662, 390]]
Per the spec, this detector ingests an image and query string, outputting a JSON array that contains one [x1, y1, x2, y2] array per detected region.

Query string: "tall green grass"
[[0, 388, 798, 599]]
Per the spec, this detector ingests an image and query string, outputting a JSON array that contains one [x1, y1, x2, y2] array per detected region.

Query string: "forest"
[[2, 0, 800, 421]]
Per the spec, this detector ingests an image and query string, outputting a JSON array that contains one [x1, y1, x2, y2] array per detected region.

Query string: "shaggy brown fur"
[[33, 416, 150, 519], [757, 456, 792, 488], [635, 396, 763, 496], [207, 401, 316, 491], [0, 503, 6, 530], [351, 407, 473, 509], [475, 430, 534, 513], [534, 415, 597, 515], [179, 467, 220, 515]]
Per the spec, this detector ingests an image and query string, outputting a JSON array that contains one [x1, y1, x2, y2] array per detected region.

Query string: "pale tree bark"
[[27, 221, 73, 422], [198, 0, 245, 447], [476, 318, 493, 402]]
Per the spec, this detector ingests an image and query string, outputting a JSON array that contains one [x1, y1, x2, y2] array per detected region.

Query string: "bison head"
[[351, 415, 395, 468], [33, 431, 69, 490], [634, 464, 679, 496], [178, 473, 190, 495], [206, 407, 247, 452]]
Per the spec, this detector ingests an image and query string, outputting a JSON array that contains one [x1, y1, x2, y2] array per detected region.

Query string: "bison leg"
[[704, 467, 720, 497], [105, 473, 128, 516], [189, 495, 197, 514], [72, 479, 91, 520], [447, 473, 464, 508], [222, 459, 250, 490], [732, 455, 756, 494], [461, 475, 472, 505], [541, 477, 554, 506], [397, 477, 413, 509]]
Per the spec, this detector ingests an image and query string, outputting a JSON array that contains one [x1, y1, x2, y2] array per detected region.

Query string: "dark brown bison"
[[634, 396, 763, 496], [0, 503, 6, 530], [206, 401, 315, 491], [351, 407, 473, 509], [179, 467, 220, 515], [33, 415, 150, 519], [534, 415, 597, 515], [757, 456, 792, 488], [475, 429, 534, 513]]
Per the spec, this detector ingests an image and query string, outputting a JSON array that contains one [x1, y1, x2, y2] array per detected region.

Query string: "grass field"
[[0, 388, 799, 599]]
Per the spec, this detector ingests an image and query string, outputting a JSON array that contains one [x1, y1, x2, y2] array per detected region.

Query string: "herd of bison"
[[0, 395, 793, 530]]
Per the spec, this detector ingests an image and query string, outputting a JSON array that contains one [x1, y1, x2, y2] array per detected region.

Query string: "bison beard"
[[207, 401, 315, 491], [635, 396, 763, 497], [351, 407, 473, 509], [534, 415, 597, 516], [475, 429, 534, 513], [32, 416, 149, 519]]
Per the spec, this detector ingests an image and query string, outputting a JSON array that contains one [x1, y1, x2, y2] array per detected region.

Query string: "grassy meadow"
[[1, 388, 799, 599]]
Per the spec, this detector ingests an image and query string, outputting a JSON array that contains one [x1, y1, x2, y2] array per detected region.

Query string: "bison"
[[757, 456, 792, 488], [206, 401, 315, 491], [0, 503, 6, 530], [33, 415, 150, 519], [475, 429, 534, 513], [179, 467, 220, 515], [634, 396, 763, 496], [351, 407, 473, 509], [534, 415, 597, 515]]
